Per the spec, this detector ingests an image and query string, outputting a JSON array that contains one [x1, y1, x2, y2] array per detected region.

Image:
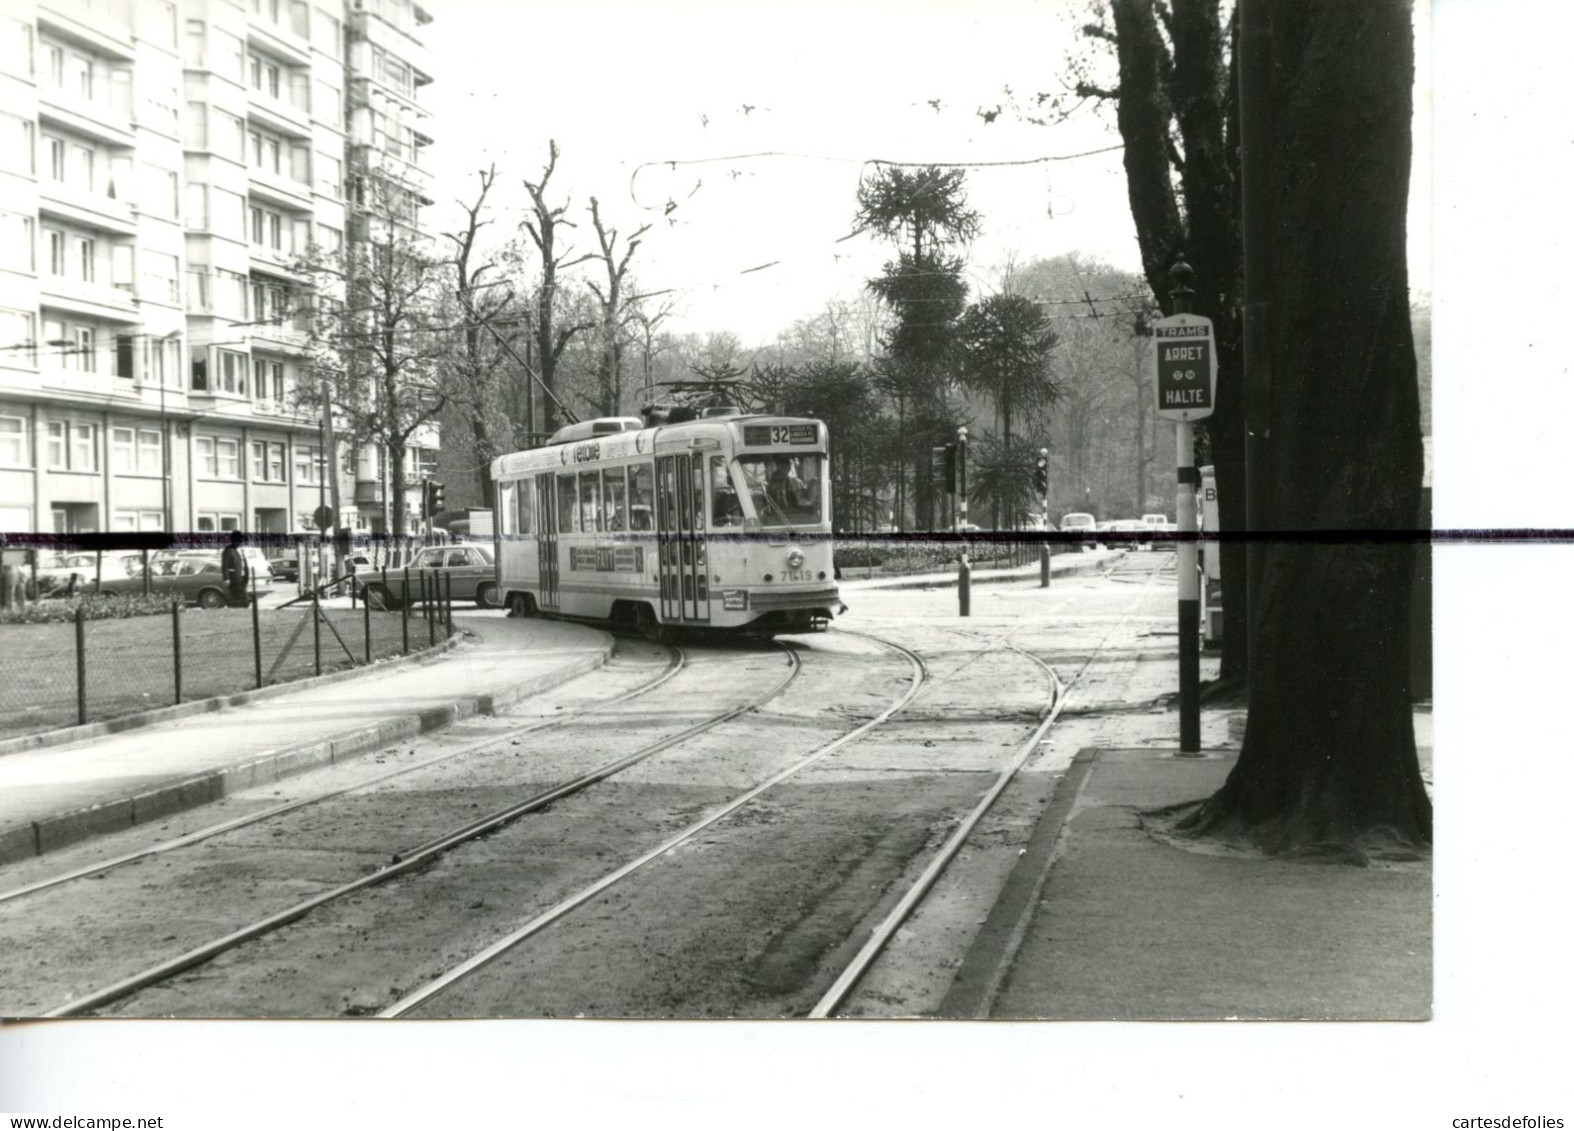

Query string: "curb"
[[938, 747, 1100, 1019], [0, 634, 464, 760], [0, 633, 614, 866]]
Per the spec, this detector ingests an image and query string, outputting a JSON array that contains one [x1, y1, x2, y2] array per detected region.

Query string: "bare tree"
[[522, 141, 595, 437], [585, 196, 651, 416]]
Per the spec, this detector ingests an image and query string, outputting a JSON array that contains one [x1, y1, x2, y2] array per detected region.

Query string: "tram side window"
[[497, 483, 515, 535], [557, 474, 576, 533], [516, 480, 532, 534], [629, 463, 654, 531], [691, 461, 706, 530], [578, 470, 602, 532], [604, 467, 627, 532]]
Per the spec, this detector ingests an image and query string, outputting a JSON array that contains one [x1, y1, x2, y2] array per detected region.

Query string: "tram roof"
[[491, 414, 825, 479]]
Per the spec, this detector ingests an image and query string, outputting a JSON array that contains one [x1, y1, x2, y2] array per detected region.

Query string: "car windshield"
[[735, 454, 825, 529]]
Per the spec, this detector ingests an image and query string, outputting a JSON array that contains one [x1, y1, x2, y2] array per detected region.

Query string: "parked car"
[[1099, 519, 1154, 551], [270, 556, 300, 583], [93, 554, 273, 607], [1060, 512, 1098, 551], [1141, 514, 1169, 528], [357, 544, 498, 609], [152, 547, 274, 582], [32, 552, 137, 596]]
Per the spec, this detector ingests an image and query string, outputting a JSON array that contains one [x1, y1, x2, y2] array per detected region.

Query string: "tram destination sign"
[[1151, 313, 1218, 422], [744, 424, 818, 447]]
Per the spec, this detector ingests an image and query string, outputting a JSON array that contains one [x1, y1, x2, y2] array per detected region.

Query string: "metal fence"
[[0, 572, 459, 742]]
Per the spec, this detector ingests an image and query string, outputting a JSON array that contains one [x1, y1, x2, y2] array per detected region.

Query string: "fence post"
[[401, 566, 410, 654], [427, 570, 436, 648], [252, 575, 263, 689], [172, 596, 182, 705], [141, 548, 149, 597], [363, 580, 372, 665], [75, 603, 87, 726], [444, 571, 453, 637], [312, 589, 322, 676]]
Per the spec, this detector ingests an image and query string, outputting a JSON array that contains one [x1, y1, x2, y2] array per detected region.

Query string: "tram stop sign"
[[1152, 313, 1218, 422]]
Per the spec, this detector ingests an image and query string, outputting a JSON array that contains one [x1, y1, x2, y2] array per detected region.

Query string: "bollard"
[[401, 566, 410, 654], [312, 590, 322, 676], [252, 575, 263, 689], [172, 596, 183, 705], [444, 571, 453, 637], [363, 578, 372, 664], [140, 548, 149, 597], [75, 603, 87, 726], [427, 570, 436, 647], [1040, 544, 1051, 588], [958, 555, 972, 617]]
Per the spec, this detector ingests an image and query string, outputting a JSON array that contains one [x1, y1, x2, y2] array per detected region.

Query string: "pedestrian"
[[220, 530, 250, 607]]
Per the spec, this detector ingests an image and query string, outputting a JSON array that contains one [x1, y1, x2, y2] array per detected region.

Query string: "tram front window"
[[737, 453, 824, 528]]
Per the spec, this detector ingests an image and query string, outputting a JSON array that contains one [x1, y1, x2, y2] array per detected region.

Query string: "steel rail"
[[0, 645, 688, 907], [811, 556, 1170, 1016], [378, 632, 926, 1017], [42, 643, 806, 1019]]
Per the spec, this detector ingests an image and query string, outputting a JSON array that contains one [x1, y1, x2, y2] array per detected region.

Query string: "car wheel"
[[365, 584, 398, 610], [476, 581, 498, 608], [197, 587, 227, 609]]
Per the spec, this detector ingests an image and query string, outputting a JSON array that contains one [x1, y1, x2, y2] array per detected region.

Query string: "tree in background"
[[304, 171, 450, 536], [522, 141, 595, 438], [586, 197, 651, 417], [440, 165, 526, 508], [1175, 2, 1429, 856], [855, 165, 981, 529]]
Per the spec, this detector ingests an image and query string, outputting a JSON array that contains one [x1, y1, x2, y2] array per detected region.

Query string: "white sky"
[[423, 0, 1432, 345]]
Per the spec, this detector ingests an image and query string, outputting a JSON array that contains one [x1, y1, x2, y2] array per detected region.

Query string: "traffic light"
[[943, 444, 958, 494], [429, 480, 445, 516], [1033, 455, 1049, 494]]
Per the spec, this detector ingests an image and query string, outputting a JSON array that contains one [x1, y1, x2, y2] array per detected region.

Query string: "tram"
[[490, 412, 841, 639]]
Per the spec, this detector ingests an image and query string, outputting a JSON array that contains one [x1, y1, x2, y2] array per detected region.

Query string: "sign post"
[[1153, 260, 1218, 754]]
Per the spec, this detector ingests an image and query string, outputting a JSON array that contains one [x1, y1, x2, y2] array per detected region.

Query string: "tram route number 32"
[[745, 424, 818, 446]]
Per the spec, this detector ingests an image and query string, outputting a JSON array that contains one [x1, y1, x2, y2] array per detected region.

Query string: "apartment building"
[[0, 0, 437, 539]]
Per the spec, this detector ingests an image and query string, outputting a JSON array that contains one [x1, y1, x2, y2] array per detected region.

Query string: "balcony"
[[247, 92, 312, 139], [347, 7, 434, 87], [38, 183, 137, 236], [247, 165, 314, 212], [249, 318, 312, 356], [246, 21, 311, 69], [353, 479, 383, 505], [37, 91, 136, 149], [39, 277, 139, 323], [38, 0, 135, 61]]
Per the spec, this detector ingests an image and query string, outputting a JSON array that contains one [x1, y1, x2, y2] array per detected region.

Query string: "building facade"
[[0, 0, 436, 539]]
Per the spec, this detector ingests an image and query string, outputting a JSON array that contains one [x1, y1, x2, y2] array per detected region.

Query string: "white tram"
[[490, 413, 841, 639]]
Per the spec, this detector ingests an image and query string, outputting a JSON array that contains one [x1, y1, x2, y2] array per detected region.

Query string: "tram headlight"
[[722, 589, 748, 610], [787, 549, 804, 569]]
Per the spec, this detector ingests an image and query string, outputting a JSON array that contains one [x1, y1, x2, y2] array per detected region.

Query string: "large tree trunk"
[[1179, 0, 1429, 855]]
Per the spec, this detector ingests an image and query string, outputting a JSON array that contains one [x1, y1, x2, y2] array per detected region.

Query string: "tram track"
[[7, 558, 1171, 1019], [13, 638, 821, 1018]]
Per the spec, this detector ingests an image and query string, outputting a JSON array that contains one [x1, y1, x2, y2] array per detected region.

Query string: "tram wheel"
[[507, 593, 534, 619], [635, 605, 673, 644]]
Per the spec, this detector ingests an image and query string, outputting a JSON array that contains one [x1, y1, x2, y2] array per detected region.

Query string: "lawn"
[[0, 605, 444, 740]]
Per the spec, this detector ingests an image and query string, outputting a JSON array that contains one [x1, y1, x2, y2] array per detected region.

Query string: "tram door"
[[656, 454, 709, 625], [535, 472, 559, 610]]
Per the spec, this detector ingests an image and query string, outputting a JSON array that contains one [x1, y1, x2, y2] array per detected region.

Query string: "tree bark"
[[1178, 0, 1429, 855]]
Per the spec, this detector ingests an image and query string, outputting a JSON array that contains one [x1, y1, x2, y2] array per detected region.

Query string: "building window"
[[216, 437, 239, 478], [71, 423, 97, 470], [74, 235, 95, 282], [191, 351, 208, 391], [196, 435, 215, 475], [0, 416, 26, 466], [0, 13, 32, 80], [139, 429, 162, 472], [294, 444, 320, 484], [0, 113, 33, 175], [45, 229, 65, 275], [115, 333, 134, 379], [217, 348, 247, 395], [250, 440, 286, 481], [184, 19, 205, 65], [74, 326, 95, 372], [69, 144, 94, 191], [0, 309, 34, 367], [0, 212, 33, 272], [197, 512, 241, 532], [111, 426, 135, 471]]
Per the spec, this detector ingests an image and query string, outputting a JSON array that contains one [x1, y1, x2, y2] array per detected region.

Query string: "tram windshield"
[[736, 453, 825, 529]]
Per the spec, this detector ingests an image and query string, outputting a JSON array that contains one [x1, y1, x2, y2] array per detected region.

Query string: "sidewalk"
[[0, 612, 613, 866], [942, 707, 1435, 1020]]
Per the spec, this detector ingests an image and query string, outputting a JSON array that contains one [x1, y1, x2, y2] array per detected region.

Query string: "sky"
[[422, 0, 1432, 346]]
